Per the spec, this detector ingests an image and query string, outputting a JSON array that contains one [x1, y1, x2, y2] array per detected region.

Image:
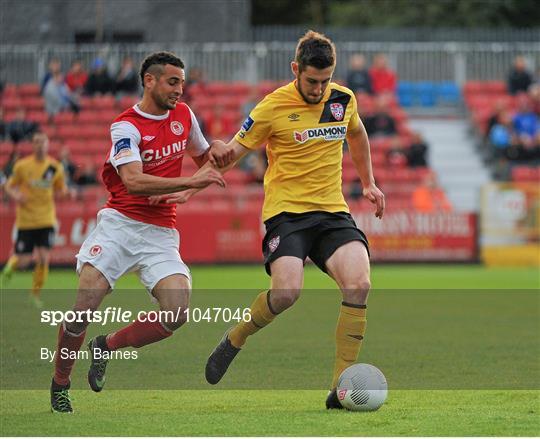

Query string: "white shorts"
[[76, 208, 191, 291]]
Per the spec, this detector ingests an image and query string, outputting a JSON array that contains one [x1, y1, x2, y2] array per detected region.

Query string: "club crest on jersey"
[[330, 103, 344, 121], [170, 121, 184, 136], [268, 236, 280, 253], [293, 125, 347, 144], [89, 245, 102, 257]]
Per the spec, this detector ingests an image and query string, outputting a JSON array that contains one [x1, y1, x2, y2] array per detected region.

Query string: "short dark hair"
[[295, 30, 336, 72], [139, 51, 185, 85]]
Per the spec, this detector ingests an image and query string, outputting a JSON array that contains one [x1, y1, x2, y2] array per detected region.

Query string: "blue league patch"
[[241, 116, 254, 132], [114, 138, 132, 154]]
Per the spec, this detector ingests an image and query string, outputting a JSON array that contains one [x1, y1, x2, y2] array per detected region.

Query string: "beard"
[[297, 84, 324, 105], [153, 90, 177, 110]]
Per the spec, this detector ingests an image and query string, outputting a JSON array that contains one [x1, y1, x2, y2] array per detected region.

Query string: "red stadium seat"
[[26, 111, 48, 125], [1, 84, 18, 97], [91, 95, 116, 110], [17, 83, 40, 97], [118, 95, 139, 111], [2, 97, 22, 111], [205, 82, 231, 95], [22, 96, 44, 111], [54, 112, 76, 125]]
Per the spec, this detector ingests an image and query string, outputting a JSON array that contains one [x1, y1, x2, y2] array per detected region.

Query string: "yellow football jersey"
[[234, 81, 360, 221], [7, 155, 66, 230]]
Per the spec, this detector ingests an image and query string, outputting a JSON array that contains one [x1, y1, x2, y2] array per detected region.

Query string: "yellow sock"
[[229, 291, 277, 348], [31, 263, 49, 298], [3, 255, 19, 274], [331, 302, 367, 388]]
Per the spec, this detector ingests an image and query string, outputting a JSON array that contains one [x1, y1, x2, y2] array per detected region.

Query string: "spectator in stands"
[[507, 56, 533, 96], [43, 71, 80, 122], [75, 162, 98, 186], [183, 66, 206, 103], [386, 137, 407, 167], [242, 86, 260, 118], [59, 146, 77, 187], [188, 100, 207, 137], [65, 60, 88, 95], [346, 54, 372, 95], [407, 132, 428, 167], [369, 53, 397, 95], [114, 57, 139, 97], [6, 108, 38, 144], [485, 100, 508, 140], [243, 149, 267, 185], [0, 108, 6, 140], [41, 58, 61, 94], [412, 173, 452, 213], [529, 84, 540, 115], [84, 58, 114, 96], [489, 111, 520, 160], [513, 95, 539, 157], [364, 95, 397, 137], [207, 104, 234, 141]]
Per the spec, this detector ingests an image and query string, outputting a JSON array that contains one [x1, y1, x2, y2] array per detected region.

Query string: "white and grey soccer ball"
[[337, 363, 388, 411]]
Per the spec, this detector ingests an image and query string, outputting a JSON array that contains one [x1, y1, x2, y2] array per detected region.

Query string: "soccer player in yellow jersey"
[[2, 132, 68, 307], [152, 30, 385, 408]]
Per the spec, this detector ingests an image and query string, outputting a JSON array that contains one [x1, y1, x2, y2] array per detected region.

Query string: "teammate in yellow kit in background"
[[152, 30, 385, 409], [2, 132, 70, 307]]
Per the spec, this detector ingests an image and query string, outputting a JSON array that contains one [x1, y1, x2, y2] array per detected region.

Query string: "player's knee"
[[161, 306, 188, 332], [342, 279, 371, 304], [270, 289, 301, 312]]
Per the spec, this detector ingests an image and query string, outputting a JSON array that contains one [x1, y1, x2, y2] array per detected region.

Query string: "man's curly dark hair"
[[139, 51, 184, 85]]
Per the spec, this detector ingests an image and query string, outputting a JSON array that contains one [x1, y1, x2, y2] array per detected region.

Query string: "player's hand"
[[362, 183, 385, 219], [12, 191, 27, 205], [164, 190, 196, 204], [189, 167, 226, 189], [148, 189, 196, 205], [208, 140, 235, 168]]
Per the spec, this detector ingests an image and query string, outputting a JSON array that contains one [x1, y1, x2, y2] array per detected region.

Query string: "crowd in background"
[[2, 51, 538, 204], [483, 56, 540, 179], [40, 57, 140, 122]]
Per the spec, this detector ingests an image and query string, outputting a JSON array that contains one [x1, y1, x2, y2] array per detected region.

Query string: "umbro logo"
[[288, 113, 300, 121], [142, 135, 155, 141], [348, 334, 364, 341]]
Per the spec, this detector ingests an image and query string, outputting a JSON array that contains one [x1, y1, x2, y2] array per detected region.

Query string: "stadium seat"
[[17, 83, 40, 97], [22, 96, 44, 111], [2, 97, 22, 111], [26, 111, 48, 125], [436, 82, 460, 105]]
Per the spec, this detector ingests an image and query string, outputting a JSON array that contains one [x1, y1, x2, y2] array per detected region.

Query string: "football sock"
[[2, 255, 18, 276], [229, 290, 277, 348], [54, 321, 86, 386], [106, 313, 172, 350], [332, 302, 367, 388], [31, 262, 48, 297]]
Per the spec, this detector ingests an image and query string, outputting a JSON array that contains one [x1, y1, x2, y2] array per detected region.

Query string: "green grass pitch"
[[1, 264, 539, 436]]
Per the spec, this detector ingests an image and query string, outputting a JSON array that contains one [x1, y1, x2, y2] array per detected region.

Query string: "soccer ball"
[[336, 363, 388, 411]]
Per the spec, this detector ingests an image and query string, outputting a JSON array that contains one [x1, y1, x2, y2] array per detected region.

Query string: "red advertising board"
[[0, 206, 477, 265]]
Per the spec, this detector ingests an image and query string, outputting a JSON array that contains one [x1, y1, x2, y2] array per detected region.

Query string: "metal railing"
[[1, 42, 539, 85]]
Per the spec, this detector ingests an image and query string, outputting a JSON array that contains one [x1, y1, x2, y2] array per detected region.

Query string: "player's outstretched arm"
[[148, 139, 250, 205], [118, 161, 225, 196], [347, 121, 385, 219]]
